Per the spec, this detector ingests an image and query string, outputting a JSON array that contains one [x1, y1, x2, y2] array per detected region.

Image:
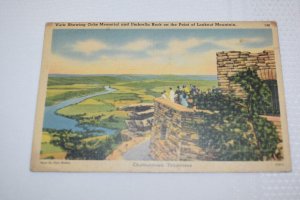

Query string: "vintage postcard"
[[31, 22, 291, 172]]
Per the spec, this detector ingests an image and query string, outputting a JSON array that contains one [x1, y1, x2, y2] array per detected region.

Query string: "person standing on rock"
[[169, 87, 175, 102], [175, 86, 181, 104], [182, 84, 189, 96], [180, 93, 189, 107], [161, 90, 167, 99]]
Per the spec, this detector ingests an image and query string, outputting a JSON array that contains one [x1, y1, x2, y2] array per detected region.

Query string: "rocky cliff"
[[120, 103, 154, 141], [149, 98, 213, 161]]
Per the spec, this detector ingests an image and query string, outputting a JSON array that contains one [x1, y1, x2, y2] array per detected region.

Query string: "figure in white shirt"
[[169, 87, 175, 102], [161, 90, 167, 99]]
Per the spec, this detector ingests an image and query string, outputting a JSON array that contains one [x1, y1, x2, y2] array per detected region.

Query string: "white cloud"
[[147, 38, 207, 57], [211, 37, 266, 50], [50, 47, 218, 75], [51, 36, 272, 75], [167, 38, 205, 53], [239, 37, 264, 43], [72, 39, 108, 55], [120, 39, 154, 51]]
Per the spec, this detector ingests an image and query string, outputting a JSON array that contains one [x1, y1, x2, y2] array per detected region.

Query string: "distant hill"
[[110, 74, 217, 81], [48, 74, 217, 86]]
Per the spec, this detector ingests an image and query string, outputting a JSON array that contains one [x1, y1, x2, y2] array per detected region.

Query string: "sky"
[[49, 28, 273, 75]]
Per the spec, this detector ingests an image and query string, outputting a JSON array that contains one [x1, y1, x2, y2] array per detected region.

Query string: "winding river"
[[43, 86, 117, 135]]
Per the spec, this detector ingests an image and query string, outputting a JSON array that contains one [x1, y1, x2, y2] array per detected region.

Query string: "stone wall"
[[217, 50, 276, 98], [149, 98, 213, 161]]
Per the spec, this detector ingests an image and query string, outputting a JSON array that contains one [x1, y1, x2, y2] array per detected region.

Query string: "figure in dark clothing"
[[175, 86, 181, 104]]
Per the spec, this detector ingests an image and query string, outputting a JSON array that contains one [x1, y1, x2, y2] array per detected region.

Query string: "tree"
[[50, 129, 117, 160], [195, 68, 280, 161], [230, 68, 280, 159], [229, 68, 273, 118]]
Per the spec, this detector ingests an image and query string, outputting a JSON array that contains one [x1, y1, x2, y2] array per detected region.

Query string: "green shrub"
[[194, 69, 280, 161]]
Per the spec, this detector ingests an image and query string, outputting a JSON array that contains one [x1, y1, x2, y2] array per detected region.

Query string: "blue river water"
[[43, 86, 117, 135]]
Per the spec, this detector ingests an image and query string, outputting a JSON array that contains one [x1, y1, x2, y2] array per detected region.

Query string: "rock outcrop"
[[120, 103, 154, 140]]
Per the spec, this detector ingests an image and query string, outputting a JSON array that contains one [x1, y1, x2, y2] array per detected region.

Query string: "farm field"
[[41, 74, 217, 159], [40, 131, 66, 159], [54, 75, 218, 130]]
